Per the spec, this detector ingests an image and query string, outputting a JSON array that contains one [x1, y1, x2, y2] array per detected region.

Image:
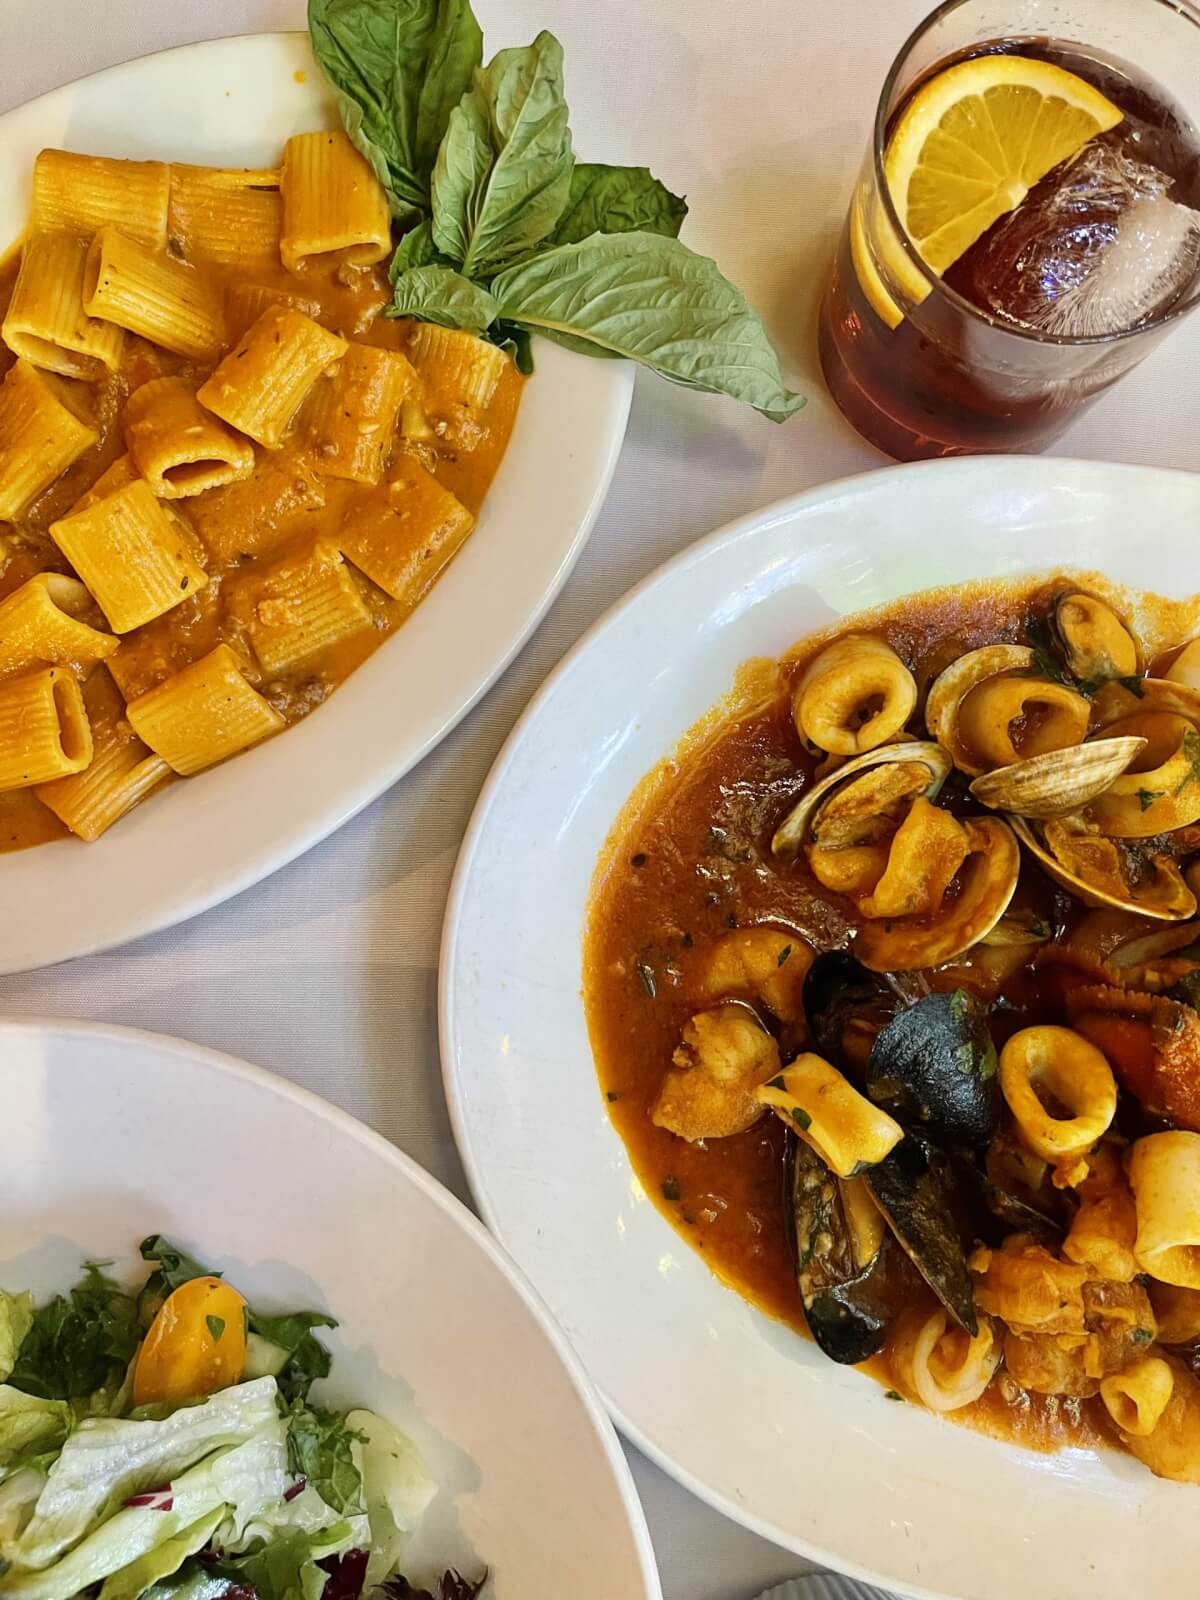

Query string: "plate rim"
[[0, 1012, 664, 1600], [438, 453, 1200, 1586], [0, 32, 633, 976]]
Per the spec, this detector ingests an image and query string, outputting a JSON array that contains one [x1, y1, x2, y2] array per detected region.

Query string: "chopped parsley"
[[1118, 675, 1145, 698], [792, 1106, 812, 1132], [606, 1090, 622, 1103], [776, 944, 793, 967], [205, 1315, 225, 1343], [635, 961, 657, 998], [1131, 1327, 1153, 1345], [661, 1177, 681, 1202], [883, 1389, 905, 1402], [1136, 788, 1163, 813]]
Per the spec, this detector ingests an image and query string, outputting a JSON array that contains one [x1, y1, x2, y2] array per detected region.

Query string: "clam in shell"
[[925, 645, 1035, 774], [1009, 814, 1197, 922], [771, 740, 951, 864], [969, 735, 1147, 820]]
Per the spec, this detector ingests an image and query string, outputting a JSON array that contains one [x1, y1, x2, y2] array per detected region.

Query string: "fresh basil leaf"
[[250, 1310, 338, 1404], [491, 231, 804, 420], [388, 219, 450, 283], [9, 1265, 139, 1402], [285, 1402, 366, 1515], [489, 318, 534, 375], [308, 0, 482, 222], [140, 1236, 217, 1291], [432, 30, 574, 275], [549, 162, 686, 246], [389, 265, 499, 331]]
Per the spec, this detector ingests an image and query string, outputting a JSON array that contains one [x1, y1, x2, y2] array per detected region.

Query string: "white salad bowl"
[[0, 1018, 661, 1600], [0, 33, 631, 975], [441, 456, 1200, 1600]]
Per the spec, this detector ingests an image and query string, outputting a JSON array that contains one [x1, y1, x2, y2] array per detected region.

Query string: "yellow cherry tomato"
[[133, 1277, 247, 1406]]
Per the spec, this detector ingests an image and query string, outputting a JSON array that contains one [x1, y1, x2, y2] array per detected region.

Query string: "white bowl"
[[441, 457, 1200, 1600], [0, 33, 631, 974], [0, 1018, 660, 1600]]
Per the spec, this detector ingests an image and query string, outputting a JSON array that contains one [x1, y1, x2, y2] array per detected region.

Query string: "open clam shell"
[[1009, 814, 1197, 922], [1093, 676, 1200, 729], [968, 735, 1146, 820], [771, 740, 951, 865], [924, 644, 1035, 775]]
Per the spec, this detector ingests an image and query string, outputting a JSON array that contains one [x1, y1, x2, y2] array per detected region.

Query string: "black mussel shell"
[[981, 1181, 1063, 1244], [866, 990, 1000, 1149], [802, 951, 903, 1078], [865, 1135, 978, 1334], [787, 1134, 893, 1365]]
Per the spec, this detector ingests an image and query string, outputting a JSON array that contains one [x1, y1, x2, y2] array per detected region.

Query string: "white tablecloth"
[[3, 3, 1197, 1596]]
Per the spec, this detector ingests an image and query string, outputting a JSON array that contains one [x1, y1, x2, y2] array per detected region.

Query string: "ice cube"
[[959, 137, 1200, 338]]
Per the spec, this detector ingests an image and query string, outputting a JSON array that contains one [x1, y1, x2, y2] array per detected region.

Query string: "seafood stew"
[[585, 572, 1200, 1479]]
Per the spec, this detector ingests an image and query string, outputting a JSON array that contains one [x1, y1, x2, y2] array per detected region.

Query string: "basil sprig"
[[308, 0, 803, 419]]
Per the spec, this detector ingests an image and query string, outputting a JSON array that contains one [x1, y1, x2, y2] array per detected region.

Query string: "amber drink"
[[819, 0, 1200, 460]]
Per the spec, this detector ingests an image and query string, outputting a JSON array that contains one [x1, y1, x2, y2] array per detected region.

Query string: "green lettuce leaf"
[[0, 1296, 33, 1386], [285, 1407, 364, 1517], [0, 1390, 71, 1478], [389, 267, 498, 332], [549, 163, 686, 246], [10, 1378, 280, 1571], [308, 0, 482, 221], [431, 31, 573, 275], [97, 1508, 225, 1600], [346, 1409, 435, 1585], [0, 1467, 46, 1547], [8, 1267, 138, 1405], [491, 231, 804, 420]]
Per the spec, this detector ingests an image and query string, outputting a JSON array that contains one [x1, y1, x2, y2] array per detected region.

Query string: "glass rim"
[[870, 0, 1200, 347]]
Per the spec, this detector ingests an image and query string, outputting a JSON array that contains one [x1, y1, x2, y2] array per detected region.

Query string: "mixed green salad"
[[308, 0, 804, 420], [0, 1240, 481, 1600]]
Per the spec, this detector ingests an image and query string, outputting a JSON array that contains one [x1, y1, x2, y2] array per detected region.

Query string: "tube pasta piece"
[[31, 148, 169, 250], [126, 643, 285, 776], [406, 324, 508, 443], [792, 633, 917, 756], [954, 673, 1091, 771], [755, 1052, 903, 1178], [0, 574, 116, 677], [857, 797, 969, 920], [0, 359, 99, 521], [305, 345, 417, 485], [695, 927, 813, 1024], [0, 667, 92, 791], [336, 457, 475, 605], [197, 306, 347, 450], [1062, 1144, 1139, 1282], [280, 131, 391, 272], [892, 1308, 1000, 1411], [652, 1006, 781, 1142], [124, 377, 255, 499], [83, 228, 226, 362], [1130, 1131, 1200, 1287], [227, 539, 373, 676], [3, 232, 124, 380], [35, 666, 168, 840], [168, 164, 281, 272], [70, 454, 141, 513], [1122, 1355, 1200, 1483], [50, 480, 209, 634], [224, 280, 323, 345], [1149, 1283, 1200, 1345], [998, 1026, 1117, 1163], [1101, 1357, 1175, 1439]]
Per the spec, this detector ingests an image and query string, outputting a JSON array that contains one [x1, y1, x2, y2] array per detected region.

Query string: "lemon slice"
[[858, 55, 1123, 326]]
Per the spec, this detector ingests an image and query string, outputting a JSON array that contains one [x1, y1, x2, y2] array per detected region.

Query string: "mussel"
[[865, 990, 1001, 1150], [786, 1134, 893, 1364], [802, 950, 912, 1074], [865, 1135, 978, 1333], [1051, 592, 1139, 684]]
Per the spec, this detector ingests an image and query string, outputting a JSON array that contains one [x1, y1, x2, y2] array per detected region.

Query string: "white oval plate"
[[441, 457, 1200, 1600], [0, 1017, 660, 1600], [0, 34, 631, 975]]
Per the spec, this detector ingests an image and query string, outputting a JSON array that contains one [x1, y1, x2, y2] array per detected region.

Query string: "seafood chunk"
[[652, 1005, 780, 1142], [858, 798, 969, 920], [756, 1052, 903, 1177], [892, 1307, 1000, 1411], [696, 926, 813, 1024], [970, 1237, 1089, 1336], [1011, 814, 1196, 922], [998, 1025, 1117, 1166], [792, 633, 917, 756], [1053, 592, 1139, 683]]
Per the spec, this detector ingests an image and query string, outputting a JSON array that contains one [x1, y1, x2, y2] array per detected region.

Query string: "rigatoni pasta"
[[305, 345, 416, 484], [31, 148, 169, 249], [83, 227, 226, 361], [0, 359, 98, 521], [336, 458, 475, 603], [3, 231, 125, 379], [168, 164, 282, 273], [50, 480, 209, 633], [124, 377, 255, 498], [126, 644, 285, 775], [0, 574, 117, 677], [196, 306, 347, 448], [34, 667, 169, 840], [226, 539, 373, 675], [280, 131, 391, 272], [0, 668, 92, 791]]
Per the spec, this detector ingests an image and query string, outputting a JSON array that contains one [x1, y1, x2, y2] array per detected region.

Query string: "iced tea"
[[820, 2, 1200, 460]]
